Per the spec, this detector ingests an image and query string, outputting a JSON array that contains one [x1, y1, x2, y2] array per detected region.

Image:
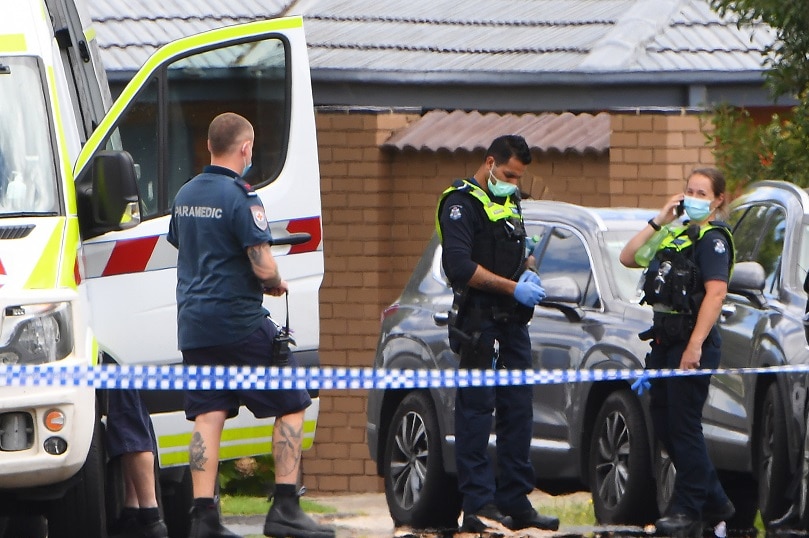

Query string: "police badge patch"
[[713, 239, 726, 254], [250, 205, 268, 230], [449, 205, 462, 220]]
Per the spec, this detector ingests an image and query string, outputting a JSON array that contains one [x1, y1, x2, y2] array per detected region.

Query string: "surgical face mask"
[[683, 196, 712, 222], [487, 166, 517, 198], [241, 142, 252, 177]]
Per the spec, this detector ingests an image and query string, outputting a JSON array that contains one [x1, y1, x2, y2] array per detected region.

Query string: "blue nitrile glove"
[[514, 280, 546, 307], [518, 269, 542, 286], [631, 372, 651, 395]]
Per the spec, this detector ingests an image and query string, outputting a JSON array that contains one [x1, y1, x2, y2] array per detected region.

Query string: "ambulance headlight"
[[0, 303, 73, 364]]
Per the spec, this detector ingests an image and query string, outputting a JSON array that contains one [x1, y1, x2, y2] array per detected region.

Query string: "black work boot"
[[189, 501, 241, 538], [263, 490, 335, 538], [460, 504, 513, 533], [507, 507, 560, 531]]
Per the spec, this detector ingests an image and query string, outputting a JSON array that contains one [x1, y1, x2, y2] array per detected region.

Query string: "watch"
[[647, 218, 661, 231]]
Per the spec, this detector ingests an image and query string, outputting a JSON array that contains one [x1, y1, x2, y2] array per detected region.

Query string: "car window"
[[731, 203, 785, 295], [535, 226, 600, 309], [731, 204, 769, 263], [799, 223, 809, 289]]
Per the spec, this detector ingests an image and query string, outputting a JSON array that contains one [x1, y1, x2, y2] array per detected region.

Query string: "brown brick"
[[318, 476, 350, 492], [622, 115, 654, 132], [348, 475, 383, 493]]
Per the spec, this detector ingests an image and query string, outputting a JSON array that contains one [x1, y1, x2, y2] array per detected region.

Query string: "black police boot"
[[702, 500, 735, 527], [656, 512, 703, 538], [507, 507, 560, 531], [263, 491, 335, 538], [460, 504, 513, 533], [189, 503, 241, 538]]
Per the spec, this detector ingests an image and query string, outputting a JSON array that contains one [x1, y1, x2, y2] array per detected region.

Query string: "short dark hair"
[[486, 135, 532, 166], [208, 112, 253, 156]]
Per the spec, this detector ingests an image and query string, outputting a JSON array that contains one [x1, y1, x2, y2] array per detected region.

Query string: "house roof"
[[382, 110, 610, 155], [89, 0, 784, 111]]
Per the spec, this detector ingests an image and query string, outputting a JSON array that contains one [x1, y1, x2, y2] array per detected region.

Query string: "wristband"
[[647, 218, 661, 231]]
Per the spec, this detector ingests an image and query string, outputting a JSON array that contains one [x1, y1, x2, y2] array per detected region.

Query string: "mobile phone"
[[675, 200, 685, 217]]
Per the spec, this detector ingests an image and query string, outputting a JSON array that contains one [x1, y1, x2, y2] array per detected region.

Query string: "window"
[[731, 204, 786, 295], [536, 226, 600, 308], [106, 36, 290, 220]]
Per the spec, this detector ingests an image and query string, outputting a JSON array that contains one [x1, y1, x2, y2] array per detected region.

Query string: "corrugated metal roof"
[[382, 110, 610, 155], [89, 0, 772, 76]]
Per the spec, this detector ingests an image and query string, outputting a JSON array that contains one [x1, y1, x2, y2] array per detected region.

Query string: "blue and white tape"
[[0, 363, 806, 391]]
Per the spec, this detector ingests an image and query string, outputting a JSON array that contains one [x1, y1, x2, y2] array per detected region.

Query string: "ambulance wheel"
[[47, 417, 107, 538], [383, 392, 461, 529], [589, 390, 656, 524], [161, 465, 193, 538]]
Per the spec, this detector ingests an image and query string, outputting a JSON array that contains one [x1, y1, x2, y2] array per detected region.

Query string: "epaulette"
[[232, 177, 258, 197], [452, 178, 470, 190]]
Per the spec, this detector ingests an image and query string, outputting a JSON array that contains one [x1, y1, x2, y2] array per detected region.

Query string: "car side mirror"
[[727, 261, 766, 309], [76, 150, 141, 239], [540, 276, 584, 322]]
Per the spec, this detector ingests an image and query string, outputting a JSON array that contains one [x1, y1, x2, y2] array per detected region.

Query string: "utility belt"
[[447, 291, 529, 369], [638, 310, 695, 346]]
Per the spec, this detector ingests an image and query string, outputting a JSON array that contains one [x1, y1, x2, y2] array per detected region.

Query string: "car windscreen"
[[0, 57, 60, 216], [603, 229, 646, 303]]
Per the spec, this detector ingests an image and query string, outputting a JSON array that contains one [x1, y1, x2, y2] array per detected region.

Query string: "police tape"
[[0, 363, 808, 390]]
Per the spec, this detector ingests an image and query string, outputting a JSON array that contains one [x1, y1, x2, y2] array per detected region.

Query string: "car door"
[[705, 202, 787, 466], [528, 223, 601, 469], [74, 18, 320, 367]]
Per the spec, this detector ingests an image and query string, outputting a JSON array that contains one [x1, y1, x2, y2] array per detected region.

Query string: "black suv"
[[366, 184, 809, 529]]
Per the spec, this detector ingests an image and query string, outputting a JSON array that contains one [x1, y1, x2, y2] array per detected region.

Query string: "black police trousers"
[[646, 326, 729, 519], [454, 318, 535, 516]]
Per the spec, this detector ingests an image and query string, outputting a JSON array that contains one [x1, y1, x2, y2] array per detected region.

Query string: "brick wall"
[[304, 108, 712, 494], [609, 113, 714, 208]]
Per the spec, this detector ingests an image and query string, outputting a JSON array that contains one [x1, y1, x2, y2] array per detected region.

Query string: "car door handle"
[[721, 304, 736, 319], [434, 311, 449, 326]]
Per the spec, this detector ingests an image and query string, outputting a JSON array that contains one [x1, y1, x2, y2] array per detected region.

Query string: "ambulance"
[[0, 1, 324, 536]]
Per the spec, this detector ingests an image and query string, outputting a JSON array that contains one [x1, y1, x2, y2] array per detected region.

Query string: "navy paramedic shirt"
[[167, 165, 272, 350]]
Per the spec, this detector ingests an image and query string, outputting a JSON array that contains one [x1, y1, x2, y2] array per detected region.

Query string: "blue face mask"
[[487, 167, 517, 198], [683, 196, 712, 222], [242, 161, 252, 177]]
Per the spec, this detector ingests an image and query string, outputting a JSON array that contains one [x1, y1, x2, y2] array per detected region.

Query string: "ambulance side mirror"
[[77, 150, 141, 238]]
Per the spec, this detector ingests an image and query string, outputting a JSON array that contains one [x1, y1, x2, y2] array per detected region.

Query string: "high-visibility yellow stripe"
[[157, 419, 316, 467], [60, 217, 79, 288], [0, 34, 26, 52], [84, 27, 96, 44], [74, 16, 303, 174], [90, 338, 99, 366], [25, 219, 63, 289], [47, 67, 77, 214]]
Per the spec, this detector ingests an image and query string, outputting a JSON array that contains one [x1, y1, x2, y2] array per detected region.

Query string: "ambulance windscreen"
[[0, 57, 59, 217]]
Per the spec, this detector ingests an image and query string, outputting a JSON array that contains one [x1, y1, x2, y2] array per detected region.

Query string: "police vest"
[[436, 179, 526, 281], [641, 222, 734, 314]]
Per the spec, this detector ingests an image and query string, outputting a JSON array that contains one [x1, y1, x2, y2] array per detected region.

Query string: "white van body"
[[0, 1, 323, 535]]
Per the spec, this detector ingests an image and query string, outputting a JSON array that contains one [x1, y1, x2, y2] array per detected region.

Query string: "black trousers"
[[647, 327, 729, 518]]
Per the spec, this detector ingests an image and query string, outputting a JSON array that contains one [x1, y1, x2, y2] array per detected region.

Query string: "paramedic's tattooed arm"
[[467, 264, 518, 297], [189, 432, 208, 472], [247, 243, 282, 288], [272, 416, 303, 479]]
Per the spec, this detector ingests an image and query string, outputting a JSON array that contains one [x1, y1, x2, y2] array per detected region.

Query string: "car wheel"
[[655, 446, 675, 518], [383, 392, 461, 529], [589, 390, 655, 524], [758, 383, 791, 523], [797, 414, 809, 528]]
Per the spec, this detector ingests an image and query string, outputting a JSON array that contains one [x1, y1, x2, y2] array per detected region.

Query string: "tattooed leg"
[[273, 410, 305, 485], [190, 410, 227, 498]]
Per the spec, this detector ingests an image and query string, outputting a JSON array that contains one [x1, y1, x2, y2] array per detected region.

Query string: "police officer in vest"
[[436, 135, 560, 533], [620, 167, 736, 537]]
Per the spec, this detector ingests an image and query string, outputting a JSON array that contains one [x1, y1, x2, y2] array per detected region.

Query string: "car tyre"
[[797, 413, 809, 529], [654, 446, 675, 518], [589, 390, 656, 524], [383, 392, 461, 529], [758, 383, 791, 523]]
